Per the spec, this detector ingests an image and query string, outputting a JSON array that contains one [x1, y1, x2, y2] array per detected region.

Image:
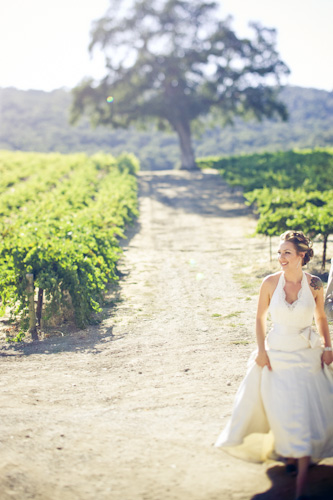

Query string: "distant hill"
[[0, 86, 332, 170]]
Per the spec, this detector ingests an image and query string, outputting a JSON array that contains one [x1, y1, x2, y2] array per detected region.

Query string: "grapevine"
[[0, 151, 139, 332], [198, 149, 333, 269]]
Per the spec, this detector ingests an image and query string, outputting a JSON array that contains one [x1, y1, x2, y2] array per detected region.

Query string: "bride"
[[215, 230, 333, 500]]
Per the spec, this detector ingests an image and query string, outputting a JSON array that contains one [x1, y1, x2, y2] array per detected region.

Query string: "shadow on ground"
[[139, 170, 253, 218], [251, 464, 333, 500]]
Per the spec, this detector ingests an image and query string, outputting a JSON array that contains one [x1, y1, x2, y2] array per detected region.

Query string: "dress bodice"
[[267, 272, 321, 351], [269, 272, 315, 328]]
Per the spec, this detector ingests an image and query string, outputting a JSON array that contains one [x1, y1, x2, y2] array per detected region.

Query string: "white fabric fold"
[[299, 326, 322, 348]]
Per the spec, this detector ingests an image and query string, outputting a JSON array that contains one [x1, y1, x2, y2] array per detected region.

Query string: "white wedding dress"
[[215, 271, 333, 462]]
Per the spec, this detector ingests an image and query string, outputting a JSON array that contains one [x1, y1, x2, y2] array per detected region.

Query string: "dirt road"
[[1, 170, 332, 500]]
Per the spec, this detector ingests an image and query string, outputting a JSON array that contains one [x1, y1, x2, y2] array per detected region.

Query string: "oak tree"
[[71, 0, 289, 169]]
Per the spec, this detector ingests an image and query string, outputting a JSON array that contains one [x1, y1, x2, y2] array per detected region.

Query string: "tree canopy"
[[71, 0, 290, 169]]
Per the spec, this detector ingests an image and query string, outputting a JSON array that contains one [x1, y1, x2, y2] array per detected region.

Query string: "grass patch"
[[223, 311, 242, 319], [241, 283, 255, 290]]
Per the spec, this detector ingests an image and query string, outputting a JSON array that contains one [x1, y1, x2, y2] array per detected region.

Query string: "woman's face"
[[277, 241, 304, 270]]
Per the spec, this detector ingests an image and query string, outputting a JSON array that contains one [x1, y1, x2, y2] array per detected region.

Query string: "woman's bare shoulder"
[[304, 272, 323, 292], [261, 272, 282, 292], [262, 272, 282, 284]]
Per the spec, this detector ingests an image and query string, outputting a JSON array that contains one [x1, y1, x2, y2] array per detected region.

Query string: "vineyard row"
[[198, 148, 333, 270], [0, 151, 140, 335]]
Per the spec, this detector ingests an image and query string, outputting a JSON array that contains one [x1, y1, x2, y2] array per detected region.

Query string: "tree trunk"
[[322, 234, 328, 272], [174, 120, 198, 170]]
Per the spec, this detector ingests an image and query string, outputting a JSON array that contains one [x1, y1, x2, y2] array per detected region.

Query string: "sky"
[[0, 0, 332, 92]]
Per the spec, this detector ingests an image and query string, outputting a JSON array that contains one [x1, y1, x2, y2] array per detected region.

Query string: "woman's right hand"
[[255, 350, 272, 370]]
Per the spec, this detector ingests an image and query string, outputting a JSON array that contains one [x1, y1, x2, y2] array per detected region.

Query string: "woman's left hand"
[[322, 350, 333, 366]]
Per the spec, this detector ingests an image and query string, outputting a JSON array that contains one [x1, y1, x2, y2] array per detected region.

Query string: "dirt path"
[[0, 170, 332, 500]]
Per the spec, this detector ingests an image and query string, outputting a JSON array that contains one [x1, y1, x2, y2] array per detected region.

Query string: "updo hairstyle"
[[280, 230, 314, 266]]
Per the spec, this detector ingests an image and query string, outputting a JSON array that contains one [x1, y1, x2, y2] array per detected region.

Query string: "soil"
[[0, 170, 332, 500]]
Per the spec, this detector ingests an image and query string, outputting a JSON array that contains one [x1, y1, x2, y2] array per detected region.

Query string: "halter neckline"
[[280, 271, 305, 309]]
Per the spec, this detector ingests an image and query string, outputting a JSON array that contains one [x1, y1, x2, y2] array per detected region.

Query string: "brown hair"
[[280, 230, 314, 266]]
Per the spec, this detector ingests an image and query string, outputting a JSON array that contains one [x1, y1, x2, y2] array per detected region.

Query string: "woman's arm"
[[255, 278, 272, 370], [314, 284, 333, 365]]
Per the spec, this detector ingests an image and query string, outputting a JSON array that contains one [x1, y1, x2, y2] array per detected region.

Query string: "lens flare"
[[106, 96, 114, 103]]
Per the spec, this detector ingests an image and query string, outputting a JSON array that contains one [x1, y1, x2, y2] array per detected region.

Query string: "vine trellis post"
[[26, 273, 38, 341], [269, 236, 273, 262], [36, 288, 44, 328]]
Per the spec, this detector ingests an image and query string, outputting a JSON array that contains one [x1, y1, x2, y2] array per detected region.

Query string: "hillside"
[[0, 86, 332, 169]]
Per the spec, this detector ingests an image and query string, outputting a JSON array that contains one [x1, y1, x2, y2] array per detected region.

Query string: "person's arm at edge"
[[255, 277, 272, 370], [313, 278, 333, 366]]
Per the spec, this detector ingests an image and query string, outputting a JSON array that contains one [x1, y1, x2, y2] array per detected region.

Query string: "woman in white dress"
[[215, 230, 333, 500]]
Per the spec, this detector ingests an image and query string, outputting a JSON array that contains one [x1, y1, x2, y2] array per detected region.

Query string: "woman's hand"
[[322, 350, 333, 366], [255, 350, 272, 370]]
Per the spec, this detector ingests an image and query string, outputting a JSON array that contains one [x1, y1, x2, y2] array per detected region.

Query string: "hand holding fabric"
[[255, 350, 272, 370], [322, 350, 333, 366]]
